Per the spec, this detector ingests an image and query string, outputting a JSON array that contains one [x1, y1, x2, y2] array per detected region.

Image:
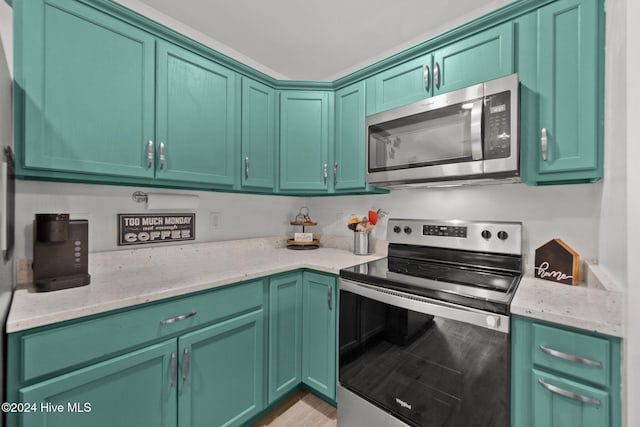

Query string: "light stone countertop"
[[8, 237, 624, 339], [7, 236, 386, 333], [511, 262, 624, 338]]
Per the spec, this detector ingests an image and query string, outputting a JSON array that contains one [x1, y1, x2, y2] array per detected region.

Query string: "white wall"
[[0, 21, 13, 425], [308, 183, 602, 262], [625, 1, 640, 426], [0, 1, 11, 77], [14, 181, 304, 259]]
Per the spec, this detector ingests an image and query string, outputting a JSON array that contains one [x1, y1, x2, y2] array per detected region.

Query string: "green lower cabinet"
[[520, 0, 604, 184], [511, 316, 621, 427], [301, 272, 337, 401], [532, 369, 610, 427], [16, 340, 177, 427], [268, 273, 303, 404], [178, 309, 265, 427]]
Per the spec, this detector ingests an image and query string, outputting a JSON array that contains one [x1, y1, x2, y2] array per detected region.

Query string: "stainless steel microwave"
[[366, 73, 519, 188]]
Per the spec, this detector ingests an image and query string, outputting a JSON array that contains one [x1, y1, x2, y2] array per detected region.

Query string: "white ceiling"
[[121, 0, 514, 81]]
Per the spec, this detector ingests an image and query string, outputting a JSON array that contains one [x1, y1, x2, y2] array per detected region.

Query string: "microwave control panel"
[[484, 91, 511, 160]]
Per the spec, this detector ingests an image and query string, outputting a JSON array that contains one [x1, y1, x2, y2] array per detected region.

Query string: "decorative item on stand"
[[287, 207, 319, 250], [534, 238, 580, 285], [347, 209, 385, 255]]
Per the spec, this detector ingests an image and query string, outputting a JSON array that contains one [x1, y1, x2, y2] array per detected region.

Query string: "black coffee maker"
[[33, 213, 91, 292]]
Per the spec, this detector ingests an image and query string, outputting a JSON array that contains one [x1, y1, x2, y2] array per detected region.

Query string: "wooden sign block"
[[534, 239, 580, 285]]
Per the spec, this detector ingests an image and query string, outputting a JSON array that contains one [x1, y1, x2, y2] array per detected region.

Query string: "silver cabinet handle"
[[541, 128, 548, 161], [423, 64, 430, 92], [323, 163, 328, 184], [160, 311, 197, 325], [183, 348, 190, 383], [159, 142, 166, 170], [0, 159, 7, 252], [245, 156, 250, 179], [327, 287, 332, 311], [537, 378, 601, 406], [170, 352, 177, 388], [539, 345, 602, 367], [147, 140, 154, 169], [433, 62, 440, 90], [333, 163, 338, 186]]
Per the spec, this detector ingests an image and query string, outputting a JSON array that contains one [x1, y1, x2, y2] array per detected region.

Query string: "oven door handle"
[[339, 278, 509, 333]]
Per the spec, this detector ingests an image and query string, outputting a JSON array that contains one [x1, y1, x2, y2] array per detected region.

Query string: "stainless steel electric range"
[[338, 219, 523, 427]]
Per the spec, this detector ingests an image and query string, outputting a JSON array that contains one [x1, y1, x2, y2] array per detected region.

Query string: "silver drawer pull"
[[183, 348, 190, 383], [541, 128, 548, 161], [538, 378, 601, 406], [539, 345, 602, 367], [160, 311, 197, 325], [147, 140, 154, 169], [170, 352, 177, 388]]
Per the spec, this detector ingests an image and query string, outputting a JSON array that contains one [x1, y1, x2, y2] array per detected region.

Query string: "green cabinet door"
[[156, 41, 238, 186], [432, 22, 514, 95], [241, 78, 276, 190], [279, 91, 331, 191], [16, 340, 177, 427], [334, 82, 366, 191], [365, 54, 432, 115], [301, 272, 336, 401], [268, 273, 303, 403], [178, 309, 264, 427], [522, 0, 603, 184], [532, 370, 609, 427], [16, 0, 156, 178]]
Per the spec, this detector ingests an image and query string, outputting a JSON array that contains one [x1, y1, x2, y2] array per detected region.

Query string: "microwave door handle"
[[470, 100, 483, 161]]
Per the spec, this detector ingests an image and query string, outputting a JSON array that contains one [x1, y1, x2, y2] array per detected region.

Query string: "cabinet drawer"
[[20, 280, 264, 382], [532, 323, 610, 386]]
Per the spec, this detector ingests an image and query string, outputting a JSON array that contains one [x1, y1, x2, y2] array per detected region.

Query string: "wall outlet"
[[209, 212, 221, 228]]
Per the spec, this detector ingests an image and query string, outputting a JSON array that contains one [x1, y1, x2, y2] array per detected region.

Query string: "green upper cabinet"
[[301, 272, 337, 401], [279, 91, 332, 192], [365, 54, 431, 116], [334, 82, 366, 191], [15, 0, 156, 179], [17, 340, 177, 427], [432, 22, 514, 95], [155, 41, 238, 187], [268, 273, 303, 404], [520, 0, 603, 184], [365, 22, 514, 115], [241, 78, 276, 190], [178, 309, 265, 427]]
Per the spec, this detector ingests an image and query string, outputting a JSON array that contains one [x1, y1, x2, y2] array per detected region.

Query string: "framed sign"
[[534, 238, 580, 285], [118, 213, 195, 246]]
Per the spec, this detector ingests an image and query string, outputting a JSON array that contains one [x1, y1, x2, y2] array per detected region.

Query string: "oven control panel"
[[388, 218, 522, 255], [423, 224, 467, 238]]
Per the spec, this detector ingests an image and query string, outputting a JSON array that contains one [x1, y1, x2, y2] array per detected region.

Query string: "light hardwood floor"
[[251, 390, 337, 427]]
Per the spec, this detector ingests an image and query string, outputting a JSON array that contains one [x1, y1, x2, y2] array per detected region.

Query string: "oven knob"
[[393, 226, 402, 234], [497, 231, 509, 240], [404, 226, 412, 234], [486, 316, 500, 329], [481, 230, 492, 240]]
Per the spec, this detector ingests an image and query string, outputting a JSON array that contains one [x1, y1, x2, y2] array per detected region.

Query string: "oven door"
[[339, 279, 510, 427]]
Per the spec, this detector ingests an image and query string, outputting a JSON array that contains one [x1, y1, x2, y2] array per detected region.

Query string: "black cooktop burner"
[[340, 244, 523, 315]]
